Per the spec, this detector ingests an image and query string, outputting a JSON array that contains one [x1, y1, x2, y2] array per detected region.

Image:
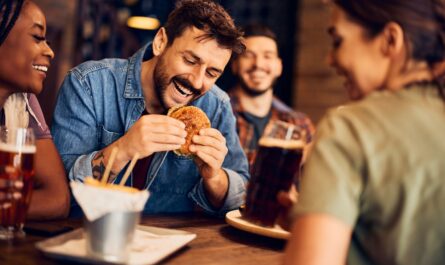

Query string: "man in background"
[[230, 24, 315, 167]]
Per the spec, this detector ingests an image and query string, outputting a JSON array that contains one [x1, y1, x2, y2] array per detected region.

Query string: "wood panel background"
[[293, 0, 348, 124]]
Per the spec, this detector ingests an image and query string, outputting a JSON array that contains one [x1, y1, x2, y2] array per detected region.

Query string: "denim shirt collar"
[[123, 42, 153, 99]]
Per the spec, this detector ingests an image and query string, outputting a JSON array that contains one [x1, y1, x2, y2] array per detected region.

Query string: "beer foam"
[[0, 143, 36, 154], [258, 137, 305, 149]]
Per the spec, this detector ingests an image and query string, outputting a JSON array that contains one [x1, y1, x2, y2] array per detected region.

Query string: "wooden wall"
[[293, 0, 348, 124]]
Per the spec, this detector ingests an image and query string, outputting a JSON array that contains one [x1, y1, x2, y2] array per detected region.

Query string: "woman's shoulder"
[[320, 86, 442, 139], [325, 89, 414, 119], [319, 91, 398, 135]]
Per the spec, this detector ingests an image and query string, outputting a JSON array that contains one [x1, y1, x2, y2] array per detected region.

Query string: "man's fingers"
[[192, 135, 225, 151], [140, 114, 186, 128], [144, 132, 186, 145], [192, 133, 228, 156], [143, 123, 187, 137], [190, 145, 224, 163], [194, 150, 219, 169], [199, 128, 225, 142]]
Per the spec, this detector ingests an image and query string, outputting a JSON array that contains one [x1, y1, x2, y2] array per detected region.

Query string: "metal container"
[[84, 211, 141, 263]]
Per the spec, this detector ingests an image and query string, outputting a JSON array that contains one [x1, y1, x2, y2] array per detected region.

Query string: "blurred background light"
[[127, 16, 160, 30]]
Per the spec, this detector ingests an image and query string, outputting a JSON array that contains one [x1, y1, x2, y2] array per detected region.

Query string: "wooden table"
[[0, 213, 285, 264]]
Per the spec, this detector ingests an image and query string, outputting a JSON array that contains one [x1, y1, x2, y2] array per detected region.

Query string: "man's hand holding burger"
[[190, 128, 228, 180], [92, 114, 186, 181], [190, 128, 229, 208], [115, 114, 187, 161], [95, 105, 230, 208], [168, 106, 229, 209]]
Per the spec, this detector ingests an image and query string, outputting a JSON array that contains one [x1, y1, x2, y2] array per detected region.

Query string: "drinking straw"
[[101, 147, 118, 184], [119, 153, 140, 186]]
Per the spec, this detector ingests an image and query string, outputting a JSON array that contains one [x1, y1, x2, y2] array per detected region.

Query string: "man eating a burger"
[[52, 0, 249, 216]]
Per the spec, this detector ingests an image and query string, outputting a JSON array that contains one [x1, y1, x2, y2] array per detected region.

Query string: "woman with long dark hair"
[[0, 0, 69, 219], [283, 0, 445, 264]]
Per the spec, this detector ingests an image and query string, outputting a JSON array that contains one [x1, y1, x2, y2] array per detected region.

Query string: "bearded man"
[[52, 0, 248, 216]]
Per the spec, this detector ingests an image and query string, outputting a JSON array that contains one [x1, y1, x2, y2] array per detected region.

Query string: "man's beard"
[[153, 56, 169, 112], [153, 55, 202, 113], [237, 75, 276, 97]]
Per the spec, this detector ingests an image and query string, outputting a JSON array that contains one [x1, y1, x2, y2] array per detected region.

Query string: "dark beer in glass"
[[244, 121, 305, 227], [0, 127, 35, 239]]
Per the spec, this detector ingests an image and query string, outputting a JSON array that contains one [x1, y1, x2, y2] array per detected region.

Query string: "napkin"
[[70, 181, 149, 221]]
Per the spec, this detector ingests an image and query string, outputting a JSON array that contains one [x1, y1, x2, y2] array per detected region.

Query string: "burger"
[[167, 106, 211, 157]]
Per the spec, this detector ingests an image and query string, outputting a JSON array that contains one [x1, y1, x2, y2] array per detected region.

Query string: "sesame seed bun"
[[167, 106, 211, 157]]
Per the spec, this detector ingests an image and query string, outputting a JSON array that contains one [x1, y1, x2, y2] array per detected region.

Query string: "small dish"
[[36, 225, 196, 265], [225, 209, 290, 240]]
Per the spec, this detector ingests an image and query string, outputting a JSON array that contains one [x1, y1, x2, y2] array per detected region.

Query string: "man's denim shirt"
[[52, 43, 250, 216]]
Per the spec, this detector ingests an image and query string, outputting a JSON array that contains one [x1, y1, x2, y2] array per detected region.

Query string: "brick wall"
[[293, 0, 348, 124]]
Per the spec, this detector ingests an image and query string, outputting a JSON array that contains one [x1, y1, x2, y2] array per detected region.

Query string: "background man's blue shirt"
[[52, 43, 249, 216]]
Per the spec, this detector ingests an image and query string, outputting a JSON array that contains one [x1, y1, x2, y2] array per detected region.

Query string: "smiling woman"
[[0, 0, 69, 220], [282, 0, 445, 264], [0, 0, 54, 98]]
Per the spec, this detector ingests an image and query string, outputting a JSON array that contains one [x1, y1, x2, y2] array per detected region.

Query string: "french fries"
[[84, 177, 139, 193]]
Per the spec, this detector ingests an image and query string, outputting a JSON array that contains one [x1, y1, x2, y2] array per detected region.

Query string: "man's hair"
[[231, 23, 279, 60], [0, 0, 24, 46], [242, 23, 278, 44], [164, 0, 245, 55]]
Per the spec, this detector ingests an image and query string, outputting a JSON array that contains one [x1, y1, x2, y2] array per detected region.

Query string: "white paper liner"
[[71, 181, 149, 221]]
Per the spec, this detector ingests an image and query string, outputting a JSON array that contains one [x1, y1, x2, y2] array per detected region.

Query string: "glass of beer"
[[243, 121, 305, 227], [0, 126, 35, 239]]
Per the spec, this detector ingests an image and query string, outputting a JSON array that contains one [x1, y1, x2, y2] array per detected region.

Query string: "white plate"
[[36, 225, 196, 265], [225, 209, 290, 240]]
